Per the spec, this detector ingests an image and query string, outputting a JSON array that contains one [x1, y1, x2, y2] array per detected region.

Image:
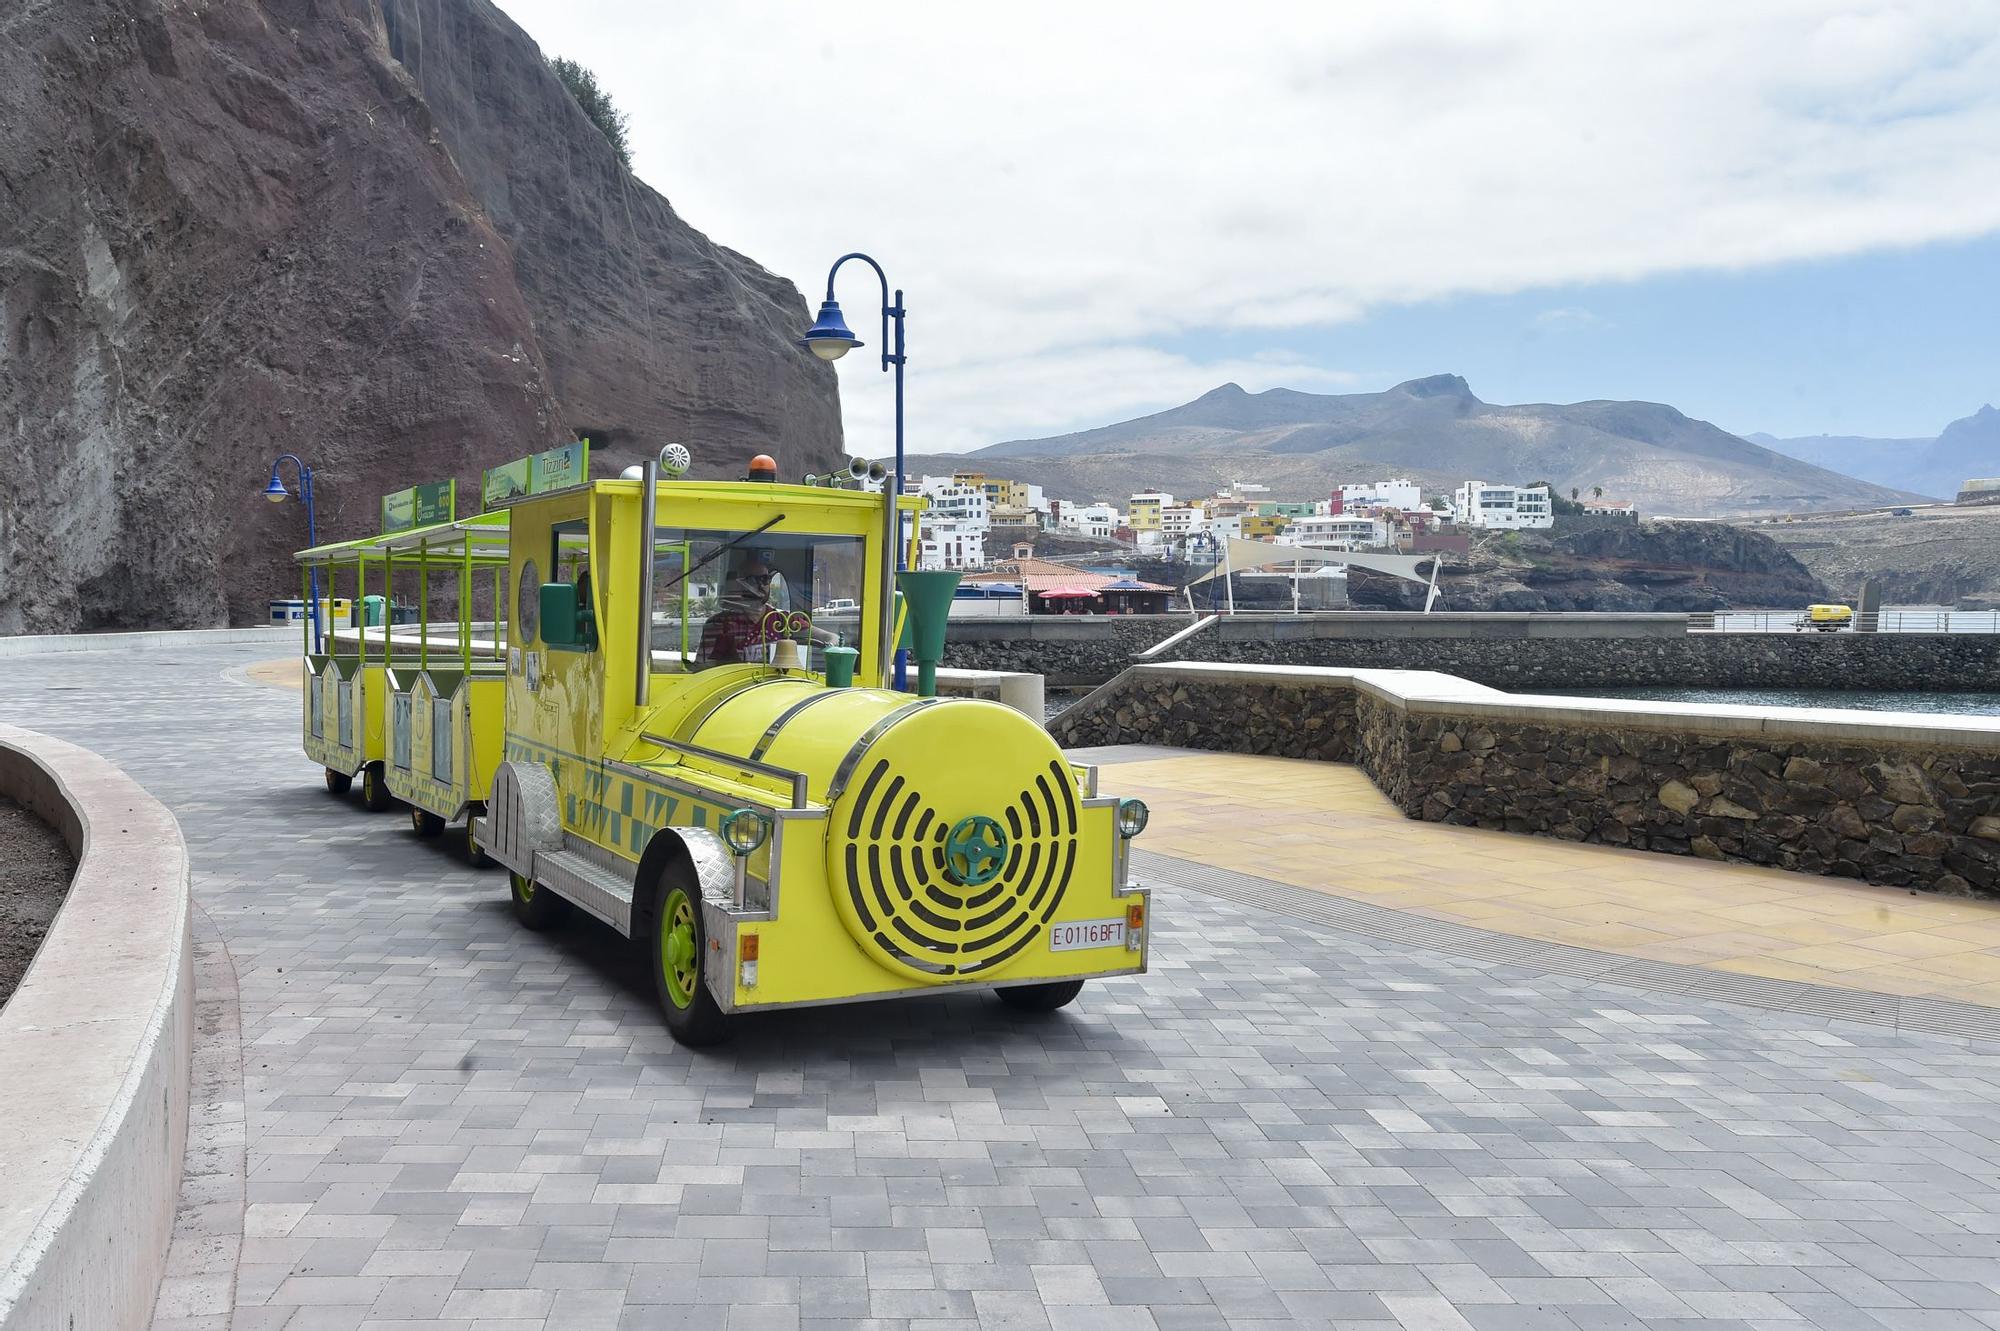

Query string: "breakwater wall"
[[1051, 662, 2000, 897], [944, 612, 2000, 691]]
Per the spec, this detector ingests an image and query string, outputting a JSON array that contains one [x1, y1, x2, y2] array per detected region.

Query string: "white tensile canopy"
[[1184, 536, 1443, 611]]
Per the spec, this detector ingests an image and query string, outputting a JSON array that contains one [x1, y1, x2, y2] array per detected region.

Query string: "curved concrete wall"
[[0, 724, 193, 1331], [1056, 662, 2000, 895]]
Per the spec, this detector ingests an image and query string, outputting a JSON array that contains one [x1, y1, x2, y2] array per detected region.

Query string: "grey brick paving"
[[5, 643, 1999, 1330]]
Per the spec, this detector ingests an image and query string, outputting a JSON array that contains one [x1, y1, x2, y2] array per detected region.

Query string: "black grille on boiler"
[[840, 758, 1080, 977]]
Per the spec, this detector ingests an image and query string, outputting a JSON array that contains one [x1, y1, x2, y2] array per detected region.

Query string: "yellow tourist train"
[[294, 447, 1152, 1044]]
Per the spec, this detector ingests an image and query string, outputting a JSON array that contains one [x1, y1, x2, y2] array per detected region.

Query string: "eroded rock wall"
[[0, 0, 840, 633]]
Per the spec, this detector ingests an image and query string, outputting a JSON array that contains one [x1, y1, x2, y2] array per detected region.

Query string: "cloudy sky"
[[496, 1, 2000, 453]]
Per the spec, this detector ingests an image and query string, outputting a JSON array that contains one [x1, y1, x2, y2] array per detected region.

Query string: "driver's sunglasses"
[[743, 572, 773, 586]]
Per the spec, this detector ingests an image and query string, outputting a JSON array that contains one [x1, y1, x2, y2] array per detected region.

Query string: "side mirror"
[[540, 582, 596, 650]]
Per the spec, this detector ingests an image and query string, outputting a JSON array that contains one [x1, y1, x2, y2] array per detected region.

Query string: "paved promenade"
[[1111, 752, 2000, 1008], [3, 642, 1999, 1331]]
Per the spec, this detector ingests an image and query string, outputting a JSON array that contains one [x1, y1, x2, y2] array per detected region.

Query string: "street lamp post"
[[798, 253, 909, 688], [265, 454, 321, 652]]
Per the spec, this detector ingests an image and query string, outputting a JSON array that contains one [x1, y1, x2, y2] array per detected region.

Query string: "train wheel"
[[324, 767, 353, 795], [361, 762, 393, 812], [410, 808, 446, 838], [466, 839, 491, 869], [650, 876, 728, 1046], [510, 871, 570, 930], [997, 979, 1086, 1013]]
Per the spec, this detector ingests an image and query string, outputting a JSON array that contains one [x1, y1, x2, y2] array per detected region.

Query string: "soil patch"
[[0, 798, 75, 1009]]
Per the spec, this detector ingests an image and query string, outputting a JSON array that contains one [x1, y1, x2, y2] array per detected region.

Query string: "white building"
[[917, 521, 986, 571], [1279, 514, 1389, 550], [1159, 504, 1209, 538], [917, 476, 989, 526], [1583, 499, 1637, 519], [909, 476, 991, 569], [1335, 478, 1424, 512], [1452, 481, 1553, 530], [1060, 502, 1122, 539]]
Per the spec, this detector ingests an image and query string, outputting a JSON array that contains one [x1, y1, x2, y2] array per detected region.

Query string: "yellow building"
[[1240, 513, 1289, 540], [1127, 492, 1173, 533], [953, 471, 1031, 510]]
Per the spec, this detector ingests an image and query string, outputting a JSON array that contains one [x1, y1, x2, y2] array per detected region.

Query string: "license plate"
[[1048, 918, 1126, 952]]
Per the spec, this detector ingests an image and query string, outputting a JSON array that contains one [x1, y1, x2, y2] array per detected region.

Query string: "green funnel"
[[896, 570, 961, 696]]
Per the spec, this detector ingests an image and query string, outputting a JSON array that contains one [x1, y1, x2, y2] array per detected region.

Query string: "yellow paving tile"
[[1110, 751, 2000, 1009], [248, 657, 304, 691]]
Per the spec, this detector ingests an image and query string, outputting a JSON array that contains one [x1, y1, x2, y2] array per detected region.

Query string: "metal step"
[[536, 847, 637, 935]]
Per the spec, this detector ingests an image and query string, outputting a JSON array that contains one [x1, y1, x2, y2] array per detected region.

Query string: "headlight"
[[721, 808, 770, 856], [1116, 798, 1149, 838]]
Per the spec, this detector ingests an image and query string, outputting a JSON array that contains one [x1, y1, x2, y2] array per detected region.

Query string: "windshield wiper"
[[654, 514, 786, 597]]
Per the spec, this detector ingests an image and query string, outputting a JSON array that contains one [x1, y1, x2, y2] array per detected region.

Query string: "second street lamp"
[[266, 453, 322, 652], [800, 251, 909, 688]]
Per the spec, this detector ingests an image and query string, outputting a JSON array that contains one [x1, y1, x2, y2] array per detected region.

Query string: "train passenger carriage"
[[297, 450, 1153, 1045]]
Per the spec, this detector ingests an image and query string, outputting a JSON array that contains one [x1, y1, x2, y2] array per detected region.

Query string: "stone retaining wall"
[[0, 725, 193, 1331], [946, 613, 2000, 691], [1054, 663, 2000, 896]]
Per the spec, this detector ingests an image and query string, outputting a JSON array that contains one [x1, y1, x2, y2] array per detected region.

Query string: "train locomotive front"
[[472, 468, 1151, 1045], [674, 670, 1146, 1006]]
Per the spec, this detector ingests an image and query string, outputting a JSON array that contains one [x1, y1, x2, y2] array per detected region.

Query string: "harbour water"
[[1530, 686, 2000, 717]]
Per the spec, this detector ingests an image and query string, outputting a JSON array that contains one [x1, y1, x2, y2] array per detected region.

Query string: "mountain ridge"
[[943, 377, 1925, 516], [1749, 405, 1998, 500]]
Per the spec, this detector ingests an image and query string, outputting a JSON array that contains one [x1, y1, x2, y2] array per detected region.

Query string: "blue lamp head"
[[263, 466, 291, 503], [799, 299, 862, 362]]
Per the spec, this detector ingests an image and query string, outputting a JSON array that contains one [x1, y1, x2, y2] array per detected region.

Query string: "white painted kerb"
[[0, 725, 193, 1331], [0, 626, 287, 657]]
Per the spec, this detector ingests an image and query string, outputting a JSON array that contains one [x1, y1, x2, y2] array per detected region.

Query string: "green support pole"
[[418, 540, 429, 671], [461, 543, 472, 674]]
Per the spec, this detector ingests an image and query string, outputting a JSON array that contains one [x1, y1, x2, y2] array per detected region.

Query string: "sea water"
[[1527, 687, 2000, 718]]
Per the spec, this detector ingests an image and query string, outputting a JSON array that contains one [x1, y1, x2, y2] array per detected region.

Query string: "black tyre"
[[466, 838, 492, 869], [509, 870, 572, 930], [361, 762, 394, 812], [410, 807, 446, 837], [324, 767, 353, 795], [649, 872, 729, 1046], [997, 979, 1086, 1013]]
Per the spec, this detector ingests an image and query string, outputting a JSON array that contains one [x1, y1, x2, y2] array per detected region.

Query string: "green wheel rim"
[[511, 872, 534, 903], [660, 887, 698, 1010]]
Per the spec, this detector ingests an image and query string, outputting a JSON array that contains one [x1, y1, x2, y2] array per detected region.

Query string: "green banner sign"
[[481, 440, 591, 510], [480, 457, 531, 509], [381, 479, 456, 533]]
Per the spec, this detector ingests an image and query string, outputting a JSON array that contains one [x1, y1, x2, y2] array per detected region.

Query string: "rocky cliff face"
[[0, 0, 842, 634], [1349, 519, 1829, 612]]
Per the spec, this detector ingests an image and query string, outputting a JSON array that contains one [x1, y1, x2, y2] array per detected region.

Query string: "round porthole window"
[[517, 559, 540, 644]]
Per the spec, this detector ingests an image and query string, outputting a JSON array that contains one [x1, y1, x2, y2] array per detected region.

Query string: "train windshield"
[[651, 529, 866, 672]]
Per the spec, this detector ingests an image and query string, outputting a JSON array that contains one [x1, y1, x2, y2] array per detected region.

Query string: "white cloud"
[[495, 0, 2000, 452], [1531, 307, 1610, 334]]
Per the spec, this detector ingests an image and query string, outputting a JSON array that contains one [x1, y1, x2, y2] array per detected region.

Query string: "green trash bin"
[[361, 595, 387, 627]]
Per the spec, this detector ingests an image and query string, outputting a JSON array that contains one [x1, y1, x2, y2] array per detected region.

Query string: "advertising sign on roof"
[[482, 440, 592, 510], [381, 479, 456, 533]]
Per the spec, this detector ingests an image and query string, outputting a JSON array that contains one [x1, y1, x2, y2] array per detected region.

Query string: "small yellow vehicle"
[[295, 532, 404, 810], [295, 511, 509, 828], [471, 455, 1152, 1044], [376, 513, 512, 854], [1798, 603, 1854, 633]]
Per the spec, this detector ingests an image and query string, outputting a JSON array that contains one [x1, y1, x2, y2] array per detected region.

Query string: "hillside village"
[[895, 469, 1634, 573]]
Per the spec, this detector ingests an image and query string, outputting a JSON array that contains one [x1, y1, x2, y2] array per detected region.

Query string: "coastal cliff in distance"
[[1, 0, 842, 634]]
